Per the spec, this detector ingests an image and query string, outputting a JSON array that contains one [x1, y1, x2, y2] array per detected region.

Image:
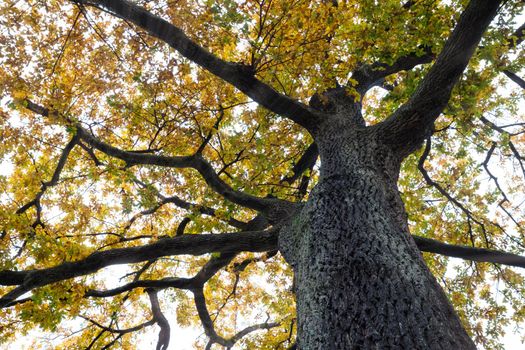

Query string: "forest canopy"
[[0, 0, 525, 349]]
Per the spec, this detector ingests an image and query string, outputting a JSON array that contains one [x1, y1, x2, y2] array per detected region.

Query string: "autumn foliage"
[[0, 0, 525, 349]]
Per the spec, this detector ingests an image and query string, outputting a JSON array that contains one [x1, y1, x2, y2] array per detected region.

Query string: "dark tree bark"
[[278, 0, 502, 348], [279, 118, 475, 348]]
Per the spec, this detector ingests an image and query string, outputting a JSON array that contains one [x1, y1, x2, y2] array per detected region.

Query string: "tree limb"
[[378, 0, 503, 156], [503, 70, 525, 90], [146, 289, 170, 350], [352, 47, 434, 93], [0, 228, 279, 308], [4, 225, 525, 307], [193, 287, 279, 348], [23, 99, 280, 213], [81, 315, 155, 334], [507, 21, 525, 49], [76, 0, 321, 131], [413, 235, 525, 269], [281, 143, 318, 185], [76, 125, 281, 212], [480, 116, 525, 179], [16, 134, 79, 216]]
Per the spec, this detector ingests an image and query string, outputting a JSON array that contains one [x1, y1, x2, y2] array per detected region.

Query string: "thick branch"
[[146, 289, 170, 350], [193, 287, 279, 349], [503, 70, 525, 90], [498, 21, 524, 91], [0, 271, 27, 286], [281, 143, 318, 185], [0, 228, 279, 307], [78, 0, 320, 131], [378, 0, 503, 155], [508, 21, 525, 49], [86, 218, 266, 299], [23, 99, 278, 213], [353, 48, 434, 93], [86, 214, 270, 299], [4, 225, 525, 306], [413, 235, 525, 268]]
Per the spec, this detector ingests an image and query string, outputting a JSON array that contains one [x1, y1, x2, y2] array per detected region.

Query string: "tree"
[[0, 0, 525, 348]]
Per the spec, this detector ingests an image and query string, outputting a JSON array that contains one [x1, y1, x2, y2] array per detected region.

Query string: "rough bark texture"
[[279, 94, 476, 349]]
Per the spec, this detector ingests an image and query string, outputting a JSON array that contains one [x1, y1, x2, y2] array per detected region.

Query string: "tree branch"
[[76, 126, 279, 212], [508, 21, 525, 49], [413, 235, 525, 268], [0, 228, 279, 308], [352, 47, 434, 93], [377, 0, 503, 156], [503, 70, 525, 90], [76, 0, 321, 131], [86, 218, 266, 299], [16, 134, 79, 215], [146, 289, 170, 350], [193, 287, 279, 349], [4, 223, 525, 308], [480, 116, 525, 179], [85, 254, 235, 298], [81, 315, 155, 334], [23, 99, 280, 213], [281, 143, 318, 185]]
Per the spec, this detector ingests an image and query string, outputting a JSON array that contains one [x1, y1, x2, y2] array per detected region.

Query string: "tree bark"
[[279, 111, 476, 349]]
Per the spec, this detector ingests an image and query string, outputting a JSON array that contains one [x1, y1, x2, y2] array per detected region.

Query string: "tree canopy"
[[0, 0, 525, 348]]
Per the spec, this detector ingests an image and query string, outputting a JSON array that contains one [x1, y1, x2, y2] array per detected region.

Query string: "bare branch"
[[85, 277, 193, 298], [480, 116, 525, 179], [81, 315, 155, 334], [77, 125, 278, 211], [230, 321, 280, 344], [86, 253, 235, 299], [193, 288, 232, 348], [16, 134, 79, 215], [123, 189, 249, 233], [482, 142, 508, 202], [193, 287, 279, 348], [418, 138, 485, 227]]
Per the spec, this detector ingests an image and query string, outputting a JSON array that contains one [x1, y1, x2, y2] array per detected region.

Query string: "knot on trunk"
[[308, 87, 365, 127]]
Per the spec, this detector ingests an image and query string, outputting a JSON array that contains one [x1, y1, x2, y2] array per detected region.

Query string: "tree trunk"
[[279, 103, 476, 349]]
